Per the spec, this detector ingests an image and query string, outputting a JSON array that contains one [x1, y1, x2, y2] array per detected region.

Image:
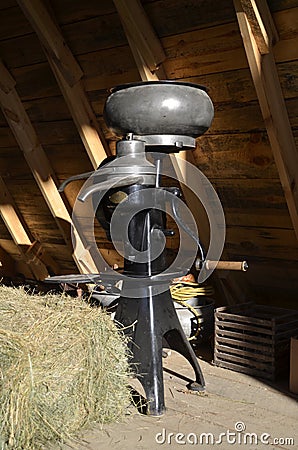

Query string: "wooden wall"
[[0, 0, 297, 306]]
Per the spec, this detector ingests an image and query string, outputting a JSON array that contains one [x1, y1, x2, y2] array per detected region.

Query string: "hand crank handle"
[[196, 259, 248, 271]]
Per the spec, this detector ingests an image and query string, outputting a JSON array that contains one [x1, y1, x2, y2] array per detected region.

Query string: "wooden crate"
[[214, 302, 298, 381]]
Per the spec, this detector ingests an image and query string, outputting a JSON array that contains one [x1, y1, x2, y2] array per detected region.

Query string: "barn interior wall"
[[0, 0, 297, 307]]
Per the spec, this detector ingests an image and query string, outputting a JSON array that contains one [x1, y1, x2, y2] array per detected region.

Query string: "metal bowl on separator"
[[103, 81, 214, 138]]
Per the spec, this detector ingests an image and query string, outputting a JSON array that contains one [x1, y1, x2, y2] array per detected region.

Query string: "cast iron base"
[[115, 286, 205, 416]]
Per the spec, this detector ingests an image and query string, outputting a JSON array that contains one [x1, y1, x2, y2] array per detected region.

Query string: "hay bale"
[[0, 285, 131, 449]]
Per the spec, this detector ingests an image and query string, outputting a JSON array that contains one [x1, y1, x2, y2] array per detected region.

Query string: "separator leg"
[[115, 287, 205, 415]]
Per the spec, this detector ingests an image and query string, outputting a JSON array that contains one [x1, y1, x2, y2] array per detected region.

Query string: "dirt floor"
[[65, 348, 298, 450]]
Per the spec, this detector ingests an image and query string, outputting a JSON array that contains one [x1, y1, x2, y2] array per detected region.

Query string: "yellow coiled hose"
[[170, 282, 214, 341]]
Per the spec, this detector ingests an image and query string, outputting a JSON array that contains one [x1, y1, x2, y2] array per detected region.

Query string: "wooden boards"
[[234, 0, 298, 237], [0, 0, 297, 300]]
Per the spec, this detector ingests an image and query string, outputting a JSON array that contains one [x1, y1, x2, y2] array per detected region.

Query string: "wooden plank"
[[240, 0, 279, 53], [17, 0, 83, 86], [216, 335, 274, 353], [7, 9, 297, 97], [194, 132, 278, 180], [61, 10, 126, 55], [217, 303, 298, 320], [225, 225, 298, 260], [4, 178, 61, 216], [224, 208, 293, 229], [25, 240, 60, 275], [24, 95, 72, 122], [215, 343, 274, 362], [6, 31, 295, 94], [0, 176, 32, 246], [0, 5, 32, 40], [184, 61, 298, 103], [163, 23, 248, 79], [11, 62, 60, 100], [268, 0, 298, 11], [124, 29, 160, 81], [215, 349, 273, 370], [0, 33, 46, 69], [0, 237, 57, 280], [253, 0, 279, 46], [215, 328, 274, 344], [113, 0, 165, 72], [200, 177, 293, 237], [143, 0, 235, 37], [8, 0, 284, 42], [1, 7, 296, 72], [17, 0, 110, 169], [234, 0, 298, 238], [0, 177, 53, 279], [49, 66, 110, 167], [162, 8, 298, 78], [212, 97, 298, 133], [0, 59, 98, 274], [213, 358, 274, 379], [211, 178, 289, 210], [10, 50, 139, 99], [216, 320, 274, 335], [216, 311, 273, 327], [49, 0, 116, 24], [34, 120, 82, 145]]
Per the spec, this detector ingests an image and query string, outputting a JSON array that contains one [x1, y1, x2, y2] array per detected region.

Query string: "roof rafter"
[[0, 177, 32, 248], [0, 176, 63, 279], [240, 0, 279, 53], [17, 0, 110, 169], [0, 59, 99, 274], [234, 0, 298, 239], [113, 0, 166, 74]]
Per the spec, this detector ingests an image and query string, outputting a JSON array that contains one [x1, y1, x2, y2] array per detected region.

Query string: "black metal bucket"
[[175, 297, 215, 345]]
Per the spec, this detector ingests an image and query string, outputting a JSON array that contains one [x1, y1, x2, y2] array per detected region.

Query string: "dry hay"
[[0, 285, 131, 449]]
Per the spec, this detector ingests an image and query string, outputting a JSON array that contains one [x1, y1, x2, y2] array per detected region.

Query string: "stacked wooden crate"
[[214, 302, 298, 380]]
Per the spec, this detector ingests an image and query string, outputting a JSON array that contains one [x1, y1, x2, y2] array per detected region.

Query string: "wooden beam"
[[0, 59, 99, 274], [113, 0, 166, 75], [17, 0, 110, 169], [0, 176, 47, 279], [18, 0, 83, 87], [0, 176, 61, 278], [124, 27, 160, 81], [240, 0, 278, 54], [234, 0, 298, 239], [0, 176, 32, 247]]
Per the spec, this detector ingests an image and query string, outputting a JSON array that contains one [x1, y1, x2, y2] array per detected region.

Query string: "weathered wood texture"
[[214, 302, 298, 380], [234, 0, 298, 240], [0, 0, 297, 305]]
